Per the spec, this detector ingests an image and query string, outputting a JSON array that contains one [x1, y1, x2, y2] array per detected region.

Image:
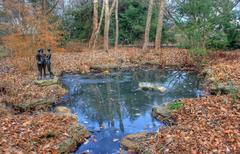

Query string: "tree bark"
[[93, 2, 105, 48], [114, 0, 119, 49], [104, 0, 110, 52], [46, 0, 60, 15], [103, 0, 116, 52], [89, 0, 99, 48], [42, 0, 47, 14], [155, 0, 165, 50], [143, 0, 154, 50]]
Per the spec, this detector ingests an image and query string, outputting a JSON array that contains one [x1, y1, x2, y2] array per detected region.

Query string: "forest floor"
[[0, 47, 239, 153], [148, 51, 240, 153]]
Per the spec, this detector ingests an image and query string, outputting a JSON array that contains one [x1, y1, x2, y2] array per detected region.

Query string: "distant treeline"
[[61, 0, 240, 50]]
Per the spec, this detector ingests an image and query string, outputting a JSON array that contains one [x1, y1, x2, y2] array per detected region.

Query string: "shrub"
[[188, 48, 208, 57], [206, 32, 229, 49]]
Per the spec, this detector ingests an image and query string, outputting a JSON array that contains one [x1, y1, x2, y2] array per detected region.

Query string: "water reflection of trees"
[[61, 70, 202, 132]]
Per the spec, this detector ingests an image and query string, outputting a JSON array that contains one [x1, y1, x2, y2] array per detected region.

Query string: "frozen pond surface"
[[59, 69, 203, 154]]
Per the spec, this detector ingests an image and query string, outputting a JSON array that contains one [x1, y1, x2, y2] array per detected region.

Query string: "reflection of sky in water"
[[59, 69, 203, 154]]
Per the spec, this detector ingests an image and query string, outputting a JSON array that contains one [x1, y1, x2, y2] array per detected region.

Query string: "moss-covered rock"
[[58, 125, 90, 153], [0, 103, 12, 116], [90, 64, 119, 72], [202, 68, 213, 77], [48, 84, 68, 93], [14, 98, 56, 112], [152, 102, 176, 125], [55, 106, 78, 123], [121, 132, 155, 153], [142, 61, 162, 66], [209, 83, 238, 95], [34, 76, 59, 86], [138, 82, 166, 93], [55, 106, 71, 115]]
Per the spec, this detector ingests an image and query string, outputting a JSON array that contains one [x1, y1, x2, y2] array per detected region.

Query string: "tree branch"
[[109, 0, 116, 15], [164, 9, 183, 31], [46, 0, 60, 15], [233, 0, 240, 9]]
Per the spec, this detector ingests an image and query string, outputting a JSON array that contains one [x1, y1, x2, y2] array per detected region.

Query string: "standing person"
[[40, 49, 47, 78], [36, 49, 43, 79], [46, 48, 54, 78]]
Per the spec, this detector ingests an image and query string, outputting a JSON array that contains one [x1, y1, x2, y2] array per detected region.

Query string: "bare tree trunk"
[[42, 0, 47, 14], [114, 0, 119, 49], [104, 0, 110, 52], [93, 2, 105, 48], [46, 0, 61, 15], [89, 0, 98, 48], [155, 0, 165, 50], [103, 0, 116, 52], [41, 0, 44, 13], [18, 0, 21, 22], [143, 0, 154, 50]]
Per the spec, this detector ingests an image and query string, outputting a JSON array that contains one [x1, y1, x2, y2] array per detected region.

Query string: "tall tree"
[[155, 0, 165, 49], [42, 0, 47, 14], [89, 0, 98, 48], [114, 0, 119, 49], [93, 2, 105, 48], [103, 0, 116, 52], [175, 0, 239, 49], [143, 0, 154, 50]]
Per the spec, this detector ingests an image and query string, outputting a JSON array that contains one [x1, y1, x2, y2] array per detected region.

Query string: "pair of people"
[[36, 48, 54, 79]]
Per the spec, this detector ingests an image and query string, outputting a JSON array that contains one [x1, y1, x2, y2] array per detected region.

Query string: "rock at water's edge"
[[55, 106, 71, 115], [14, 98, 56, 112], [55, 106, 78, 122], [209, 84, 238, 95], [139, 82, 166, 93], [90, 64, 119, 72], [152, 103, 176, 125], [58, 125, 90, 153], [34, 76, 59, 86], [121, 132, 155, 153]]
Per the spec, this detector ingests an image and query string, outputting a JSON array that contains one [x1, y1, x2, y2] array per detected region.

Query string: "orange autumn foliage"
[[1, 0, 65, 72]]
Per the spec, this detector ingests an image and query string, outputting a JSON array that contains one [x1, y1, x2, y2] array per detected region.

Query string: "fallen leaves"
[[0, 113, 78, 153], [150, 95, 240, 153], [0, 48, 240, 153], [206, 50, 240, 86], [145, 51, 240, 153]]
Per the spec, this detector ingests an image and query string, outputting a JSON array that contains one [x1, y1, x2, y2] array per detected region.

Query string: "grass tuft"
[[168, 101, 184, 110]]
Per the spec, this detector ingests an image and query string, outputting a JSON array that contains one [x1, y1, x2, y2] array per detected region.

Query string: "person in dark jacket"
[[46, 48, 54, 78], [36, 49, 43, 79], [40, 49, 47, 78]]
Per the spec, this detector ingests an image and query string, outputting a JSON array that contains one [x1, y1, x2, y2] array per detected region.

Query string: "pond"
[[59, 69, 203, 154]]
